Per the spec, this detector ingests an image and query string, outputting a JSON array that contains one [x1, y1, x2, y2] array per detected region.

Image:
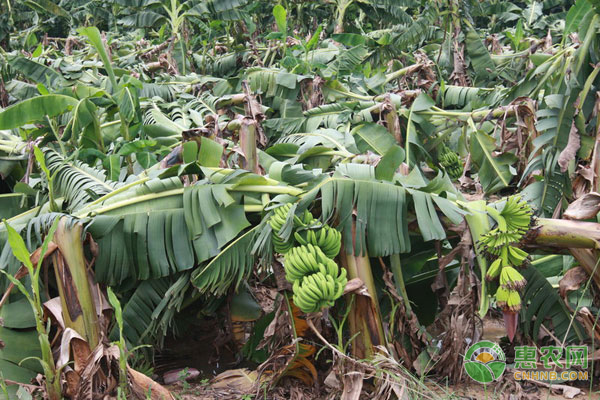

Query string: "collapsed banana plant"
[[0, 217, 173, 399], [478, 196, 533, 314], [269, 204, 346, 313]]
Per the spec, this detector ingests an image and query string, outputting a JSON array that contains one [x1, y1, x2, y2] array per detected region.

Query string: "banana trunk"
[[339, 218, 386, 359]]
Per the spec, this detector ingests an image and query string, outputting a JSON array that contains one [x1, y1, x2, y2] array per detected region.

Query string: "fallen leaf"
[[129, 366, 174, 400], [560, 385, 582, 399], [482, 316, 506, 342], [412, 349, 434, 377], [211, 368, 258, 392], [324, 370, 341, 390], [340, 371, 363, 400], [531, 380, 582, 399]]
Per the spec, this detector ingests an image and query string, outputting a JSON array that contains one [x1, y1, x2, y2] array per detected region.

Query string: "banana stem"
[[339, 217, 386, 359], [390, 254, 412, 314], [530, 218, 600, 249], [276, 293, 302, 384], [0, 143, 26, 153], [464, 200, 491, 317], [384, 63, 423, 85], [100, 119, 121, 129]]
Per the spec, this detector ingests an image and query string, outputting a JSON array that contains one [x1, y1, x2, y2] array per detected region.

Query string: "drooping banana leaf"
[[470, 130, 516, 194], [520, 265, 585, 343], [8, 57, 65, 89], [45, 150, 122, 213], [192, 226, 258, 295], [0, 95, 78, 130], [118, 272, 190, 346], [299, 164, 465, 256]]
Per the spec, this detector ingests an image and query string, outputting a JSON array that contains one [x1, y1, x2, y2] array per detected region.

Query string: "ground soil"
[[165, 377, 600, 399]]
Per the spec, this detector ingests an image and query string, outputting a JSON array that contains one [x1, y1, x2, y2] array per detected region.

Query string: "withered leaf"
[[559, 267, 588, 299], [558, 121, 581, 172], [564, 192, 600, 220]]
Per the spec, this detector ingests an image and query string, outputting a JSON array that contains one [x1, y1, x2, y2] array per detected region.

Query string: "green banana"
[[272, 204, 346, 313], [506, 245, 528, 266], [438, 145, 463, 180], [478, 195, 534, 313], [495, 286, 521, 312], [301, 226, 342, 259], [294, 231, 308, 246], [506, 290, 522, 312], [269, 204, 296, 254], [485, 258, 503, 281], [499, 266, 526, 290]]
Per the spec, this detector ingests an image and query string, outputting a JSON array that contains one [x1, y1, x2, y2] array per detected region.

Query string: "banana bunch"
[[485, 258, 504, 281], [270, 204, 347, 313], [501, 195, 533, 235], [269, 204, 295, 254], [283, 243, 347, 313], [269, 204, 315, 254], [485, 246, 529, 281], [478, 196, 533, 263], [292, 271, 347, 313], [294, 226, 342, 259], [284, 244, 347, 283], [505, 245, 528, 266], [495, 287, 521, 312], [284, 244, 324, 281], [439, 145, 463, 180], [495, 262, 527, 312], [500, 266, 527, 290], [479, 231, 522, 256], [478, 196, 533, 313]]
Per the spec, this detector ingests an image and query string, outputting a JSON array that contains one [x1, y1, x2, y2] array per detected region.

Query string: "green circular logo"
[[463, 340, 506, 383]]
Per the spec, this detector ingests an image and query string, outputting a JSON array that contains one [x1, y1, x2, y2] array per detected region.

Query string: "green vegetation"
[[0, 0, 599, 398]]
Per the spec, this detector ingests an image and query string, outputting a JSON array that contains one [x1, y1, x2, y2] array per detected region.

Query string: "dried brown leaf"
[[210, 368, 258, 392], [530, 380, 582, 399], [558, 122, 581, 172], [578, 307, 600, 342], [129, 366, 174, 400], [44, 297, 65, 328], [559, 267, 589, 298], [340, 371, 363, 400], [323, 370, 341, 390], [75, 343, 120, 399], [56, 327, 88, 373], [342, 278, 367, 296], [564, 192, 600, 220]]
